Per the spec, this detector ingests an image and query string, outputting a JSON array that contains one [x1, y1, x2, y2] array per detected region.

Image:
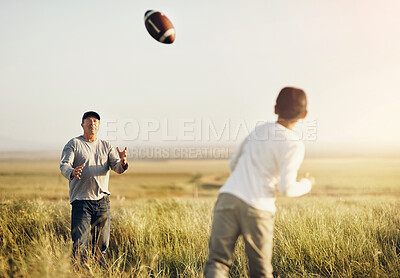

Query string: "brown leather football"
[[144, 10, 175, 44]]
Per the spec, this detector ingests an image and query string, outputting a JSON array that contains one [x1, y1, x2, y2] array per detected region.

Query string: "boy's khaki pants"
[[204, 193, 275, 278]]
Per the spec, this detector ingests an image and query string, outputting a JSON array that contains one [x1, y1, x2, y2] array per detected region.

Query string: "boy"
[[204, 87, 315, 278]]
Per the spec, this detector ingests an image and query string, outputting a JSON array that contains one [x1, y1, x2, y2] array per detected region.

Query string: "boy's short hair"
[[275, 87, 307, 120]]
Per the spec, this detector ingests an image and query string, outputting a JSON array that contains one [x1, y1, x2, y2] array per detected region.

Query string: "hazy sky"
[[1, 0, 400, 151]]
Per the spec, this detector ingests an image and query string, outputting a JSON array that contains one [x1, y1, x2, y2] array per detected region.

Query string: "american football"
[[144, 10, 175, 44]]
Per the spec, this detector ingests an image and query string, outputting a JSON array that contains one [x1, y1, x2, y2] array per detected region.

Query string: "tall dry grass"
[[1, 196, 399, 277]]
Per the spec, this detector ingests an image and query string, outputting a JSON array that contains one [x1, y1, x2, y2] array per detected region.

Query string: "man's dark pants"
[[71, 195, 110, 266]]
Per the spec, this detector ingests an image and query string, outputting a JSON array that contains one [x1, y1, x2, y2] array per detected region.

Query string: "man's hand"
[[303, 172, 315, 186], [117, 147, 128, 166], [71, 163, 85, 180]]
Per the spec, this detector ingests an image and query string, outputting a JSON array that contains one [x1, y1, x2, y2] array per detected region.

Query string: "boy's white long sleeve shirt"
[[220, 122, 311, 212]]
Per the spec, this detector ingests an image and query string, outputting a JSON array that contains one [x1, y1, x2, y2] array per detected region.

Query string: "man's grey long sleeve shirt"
[[60, 136, 128, 203]]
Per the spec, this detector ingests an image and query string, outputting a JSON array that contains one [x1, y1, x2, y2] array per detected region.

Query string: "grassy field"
[[1, 157, 400, 277]]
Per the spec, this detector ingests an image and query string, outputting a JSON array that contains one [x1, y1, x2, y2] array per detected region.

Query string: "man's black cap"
[[82, 111, 100, 122]]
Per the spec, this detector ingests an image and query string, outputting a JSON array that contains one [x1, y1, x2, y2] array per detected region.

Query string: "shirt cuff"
[[299, 178, 312, 193], [284, 178, 312, 197], [63, 167, 74, 180]]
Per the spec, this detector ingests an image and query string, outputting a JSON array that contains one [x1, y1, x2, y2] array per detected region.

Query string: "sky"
[[1, 0, 400, 152]]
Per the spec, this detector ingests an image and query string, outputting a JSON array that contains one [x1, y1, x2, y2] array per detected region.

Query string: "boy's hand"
[[303, 172, 315, 186]]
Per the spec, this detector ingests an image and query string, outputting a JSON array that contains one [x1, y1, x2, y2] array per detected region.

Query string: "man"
[[60, 111, 128, 266], [204, 87, 315, 278]]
